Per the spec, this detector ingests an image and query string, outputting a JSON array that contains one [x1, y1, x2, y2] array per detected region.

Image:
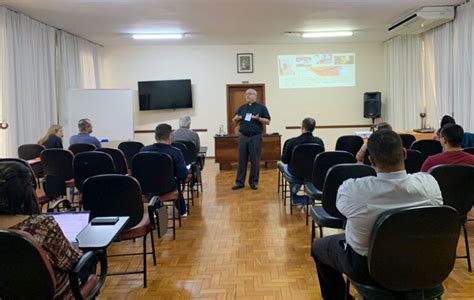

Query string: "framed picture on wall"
[[237, 53, 253, 73]]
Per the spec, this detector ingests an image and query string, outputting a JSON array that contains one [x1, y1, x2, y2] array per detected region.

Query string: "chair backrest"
[[18, 144, 46, 160], [312, 151, 356, 190], [40, 149, 74, 180], [322, 164, 376, 219], [288, 144, 325, 181], [0, 229, 56, 299], [429, 164, 474, 217], [463, 147, 474, 155], [68, 143, 97, 155], [368, 206, 460, 291], [410, 140, 442, 161], [118, 141, 144, 168], [405, 149, 424, 174], [73, 152, 116, 192], [399, 134, 416, 149], [82, 174, 144, 229], [131, 152, 176, 195], [96, 148, 128, 174], [177, 140, 198, 162], [462, 132, 474, 148], [171, 142, 192, 165], [335, 135, 364, 156]]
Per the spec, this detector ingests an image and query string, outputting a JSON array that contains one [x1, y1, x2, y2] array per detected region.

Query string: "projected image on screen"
[[278, 53, 356, 89]]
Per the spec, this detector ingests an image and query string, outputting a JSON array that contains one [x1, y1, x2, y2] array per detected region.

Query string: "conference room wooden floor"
[[98, 159, 474, 299]]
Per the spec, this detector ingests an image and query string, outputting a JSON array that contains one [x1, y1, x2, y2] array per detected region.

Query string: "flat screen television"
[[138, 79, 192, 111]]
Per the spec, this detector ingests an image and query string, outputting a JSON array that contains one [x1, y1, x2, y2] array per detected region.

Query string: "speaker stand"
[[370, 118, 376, 132]]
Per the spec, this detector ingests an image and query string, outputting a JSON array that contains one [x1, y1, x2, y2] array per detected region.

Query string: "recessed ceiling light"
[[132, 34, 184, 40], [302, 31, 353, 38]]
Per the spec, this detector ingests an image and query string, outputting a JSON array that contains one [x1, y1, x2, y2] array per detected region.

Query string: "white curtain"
[[452, 3, 474, 132], [58, 31, 101, 130], [0, 7, 57, 157], [423, 22, 454, 129], [384, 35, 424, 130]]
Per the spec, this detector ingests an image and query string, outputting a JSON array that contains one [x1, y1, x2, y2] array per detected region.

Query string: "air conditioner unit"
[[388, 6, 455, 34]]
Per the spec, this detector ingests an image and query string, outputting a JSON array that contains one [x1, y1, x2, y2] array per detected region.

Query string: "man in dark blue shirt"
[[232, 89, 271, 190], [141, 123, 188, 216], [69, 119, 102, 149]]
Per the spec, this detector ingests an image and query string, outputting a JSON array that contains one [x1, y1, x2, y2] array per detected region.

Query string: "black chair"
[[282, 144, 324, 216], [96, 147, 129, 174], [0, 229, 106, 299], [277, 139, 290, 194], [18, 144, 46, 184], [82, 174, 156, 288], [405, 149, 424, 174], [429, 164, 474, 271], [177, 140, 203, 196], [310, 164, 375, 240], [410, 140, 442, 161], [40, 149, 76, 205], [399, 133, 416, 149], [73, 152, 116, 192], [335, 135, 364, 157], [171, 142, 194, 209], [132, 152, 183, 240], [18, 144, 46, 160], [463, 147, 474, 155], [118, 141, 144, 170], [305, 151, 356, 202], [68, 143, 96, 155], [347, 206, 460, 299]]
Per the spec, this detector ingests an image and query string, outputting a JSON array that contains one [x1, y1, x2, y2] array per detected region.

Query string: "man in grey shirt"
[[171, 115, 200, 150], [311, 130, 442, 300]]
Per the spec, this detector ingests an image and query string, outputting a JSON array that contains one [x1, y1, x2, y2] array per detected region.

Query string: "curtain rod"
[[1, 5, 103, 47]]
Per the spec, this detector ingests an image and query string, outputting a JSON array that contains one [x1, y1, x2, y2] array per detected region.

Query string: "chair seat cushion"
[[282, 169, 304, 184], [304, 183, 322, 200], [310, 206, 345, 229], [350, 280, 444, 300], [120, 212, 151, 240], [77, 275, 100, 299]]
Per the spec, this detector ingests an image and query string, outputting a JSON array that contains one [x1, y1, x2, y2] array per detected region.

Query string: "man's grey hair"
[[78, 118, 91, 131], [179, 115, 191, 128]]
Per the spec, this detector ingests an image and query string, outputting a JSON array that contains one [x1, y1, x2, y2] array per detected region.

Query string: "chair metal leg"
[[463, 223, 472, 272], [172, 203, 176, 240], [289, 183, 293, 214], [311, 220, 315, 243], [319, 225, 323, 238], [306, 197, 309, 226], [277, 170, 280, 193], [150, 230, 156, 266], [142, 234, 147, 288]]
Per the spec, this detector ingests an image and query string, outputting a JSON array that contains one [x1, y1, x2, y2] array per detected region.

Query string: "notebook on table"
[[48, 211, 90, 244]]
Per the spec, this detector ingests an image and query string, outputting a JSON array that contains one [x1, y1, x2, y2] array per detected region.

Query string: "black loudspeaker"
[[364, 92, 381, 118]]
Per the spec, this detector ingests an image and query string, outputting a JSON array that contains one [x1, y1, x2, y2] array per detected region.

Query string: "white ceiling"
[[0, 0, 464, 46]]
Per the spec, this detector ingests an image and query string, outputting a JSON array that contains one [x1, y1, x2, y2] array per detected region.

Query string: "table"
[[214, 134, 281, 170], [77, 216, 129, 250]]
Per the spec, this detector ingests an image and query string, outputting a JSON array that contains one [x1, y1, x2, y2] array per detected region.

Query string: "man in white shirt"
[[311, 130, 443, 300]]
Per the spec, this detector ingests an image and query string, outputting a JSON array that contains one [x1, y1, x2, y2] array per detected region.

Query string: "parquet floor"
[[98, 159, 474, 299]]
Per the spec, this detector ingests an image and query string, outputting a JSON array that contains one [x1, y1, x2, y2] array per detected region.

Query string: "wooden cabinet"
[[214, 135, 281, 170]]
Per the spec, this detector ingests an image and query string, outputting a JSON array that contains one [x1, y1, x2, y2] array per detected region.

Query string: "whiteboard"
[[65, 89, 134, 147]]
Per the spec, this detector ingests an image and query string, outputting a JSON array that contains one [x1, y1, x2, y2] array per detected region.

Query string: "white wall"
[[101, 43, 385, 156]]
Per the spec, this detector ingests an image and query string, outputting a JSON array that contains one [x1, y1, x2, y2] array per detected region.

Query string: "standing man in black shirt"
[[232, 89, 271, 190]]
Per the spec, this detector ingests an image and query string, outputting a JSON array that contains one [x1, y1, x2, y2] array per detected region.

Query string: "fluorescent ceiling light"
[[132, 34, 183, 40], [302, 31, 353, 38]]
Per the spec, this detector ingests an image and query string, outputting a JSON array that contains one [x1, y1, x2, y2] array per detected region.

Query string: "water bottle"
[[218, 125, 224, 136]]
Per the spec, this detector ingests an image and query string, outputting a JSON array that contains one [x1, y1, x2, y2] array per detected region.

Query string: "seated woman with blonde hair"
[[37, 124, 64, 149]]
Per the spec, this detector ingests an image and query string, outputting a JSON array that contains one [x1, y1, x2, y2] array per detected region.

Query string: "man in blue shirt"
[[141, 123, 188, 216], [69, 119, 102, 149]]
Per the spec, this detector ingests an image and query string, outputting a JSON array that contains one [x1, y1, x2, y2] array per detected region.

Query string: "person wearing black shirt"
[[231, 89, 271, 190], [37, 125, 64, 149], [280, 118, 325, 203]]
